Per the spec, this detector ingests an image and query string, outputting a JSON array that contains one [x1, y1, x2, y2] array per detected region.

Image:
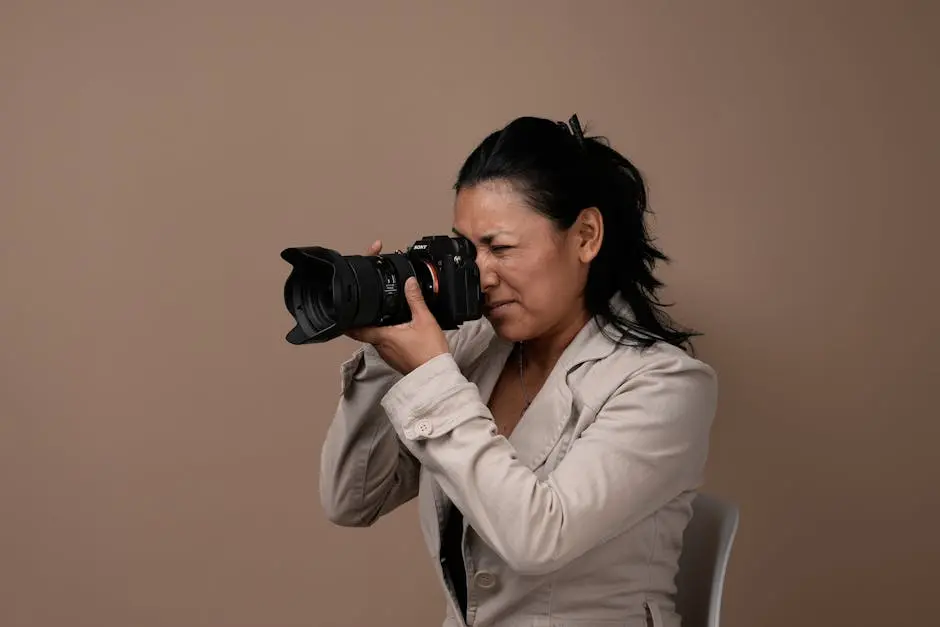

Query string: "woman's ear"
[[574, 207, 604, 263]]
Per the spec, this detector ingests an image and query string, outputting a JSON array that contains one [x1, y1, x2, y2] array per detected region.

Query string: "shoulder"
[[561, 339, 718, 480], [615, 339, 716, 386], [572, 335, 718, 418]]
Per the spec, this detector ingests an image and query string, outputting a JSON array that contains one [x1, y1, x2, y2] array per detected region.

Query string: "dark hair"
[[454, 115, 700, 353]]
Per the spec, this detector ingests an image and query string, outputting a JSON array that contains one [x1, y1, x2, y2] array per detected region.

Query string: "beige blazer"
[[319, 306, 718, 627]]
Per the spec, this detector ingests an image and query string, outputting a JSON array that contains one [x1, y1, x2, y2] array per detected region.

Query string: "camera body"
[[280, 235, 483, 345]]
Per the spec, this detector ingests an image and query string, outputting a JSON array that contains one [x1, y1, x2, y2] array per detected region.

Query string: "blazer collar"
[[464, 295, 634, 470]]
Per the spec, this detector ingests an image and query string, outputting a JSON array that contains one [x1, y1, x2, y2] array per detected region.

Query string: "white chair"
[[674, 492, 740, 627]]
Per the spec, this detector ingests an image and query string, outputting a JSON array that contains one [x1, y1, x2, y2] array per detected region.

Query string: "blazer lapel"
[[507, 315, 621, 470], [442, 301, 631, 471], [423, 304, 632, 554]]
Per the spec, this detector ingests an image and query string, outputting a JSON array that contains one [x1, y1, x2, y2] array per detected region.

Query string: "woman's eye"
[[490, 245, 511, 253]]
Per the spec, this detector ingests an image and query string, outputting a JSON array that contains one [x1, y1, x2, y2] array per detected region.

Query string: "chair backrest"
[[674, 492, 740, 627]]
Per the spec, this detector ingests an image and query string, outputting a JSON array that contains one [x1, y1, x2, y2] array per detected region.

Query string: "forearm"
[[379, 357, 565, 568], [319, 344, 419, 526]]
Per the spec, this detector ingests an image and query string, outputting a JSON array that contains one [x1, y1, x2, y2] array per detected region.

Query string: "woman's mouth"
[[486, 301, 514, 314]]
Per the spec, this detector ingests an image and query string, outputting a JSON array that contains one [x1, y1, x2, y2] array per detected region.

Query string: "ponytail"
[[580, 133, 699, 352]]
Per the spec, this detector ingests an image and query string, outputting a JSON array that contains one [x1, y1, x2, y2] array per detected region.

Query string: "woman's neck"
[[521, 307, 591, 374]]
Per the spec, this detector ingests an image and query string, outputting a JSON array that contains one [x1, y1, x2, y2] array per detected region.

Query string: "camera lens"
[[351, 255, 399, 326], [280, 235, 483, 345], [298, 280, 335, 329]]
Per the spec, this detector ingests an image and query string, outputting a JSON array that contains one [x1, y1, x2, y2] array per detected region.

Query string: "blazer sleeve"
[[377, 349, 718, 575], [318, 329, 471, 527], [318, 342, 418, 526]]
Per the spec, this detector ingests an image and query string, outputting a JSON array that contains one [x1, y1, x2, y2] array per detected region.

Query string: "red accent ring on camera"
[[422, 261, 440, 295]]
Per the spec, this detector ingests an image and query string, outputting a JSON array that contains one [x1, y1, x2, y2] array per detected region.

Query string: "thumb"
[[404, 277, 429, 318]]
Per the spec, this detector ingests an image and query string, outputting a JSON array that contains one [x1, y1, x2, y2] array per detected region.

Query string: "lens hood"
[[280, 246, 359, 344]]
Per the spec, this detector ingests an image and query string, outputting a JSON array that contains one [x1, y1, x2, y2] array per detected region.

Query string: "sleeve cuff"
[[380, 352, 492, 441]]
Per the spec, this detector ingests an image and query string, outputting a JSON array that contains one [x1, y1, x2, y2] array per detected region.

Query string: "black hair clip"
[[558, 114, 585, 145], [567, 114, 585, 144]]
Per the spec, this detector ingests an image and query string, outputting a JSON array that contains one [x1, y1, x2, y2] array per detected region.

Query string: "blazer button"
[[473, 570, 496, 590], [415, 419, 434, 437]]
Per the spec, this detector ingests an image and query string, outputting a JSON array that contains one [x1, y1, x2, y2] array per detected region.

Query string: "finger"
[[347, 327, 377, 344], [404, 277, 429, 319], [365, 239, 382, 255]]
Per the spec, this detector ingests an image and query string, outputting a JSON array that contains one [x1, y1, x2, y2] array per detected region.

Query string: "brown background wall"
[[3, 2, 938, 626]]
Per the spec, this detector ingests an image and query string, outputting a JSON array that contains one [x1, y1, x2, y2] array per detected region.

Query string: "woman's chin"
[[486, 315, 528, 343]]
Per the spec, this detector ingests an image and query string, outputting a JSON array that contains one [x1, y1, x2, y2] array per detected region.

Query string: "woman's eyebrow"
[[452, 227, 505, 245]]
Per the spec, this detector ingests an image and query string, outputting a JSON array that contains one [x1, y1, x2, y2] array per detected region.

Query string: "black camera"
[[280, 235, 484, 344]]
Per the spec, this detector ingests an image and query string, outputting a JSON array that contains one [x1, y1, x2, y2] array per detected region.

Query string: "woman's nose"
[[476, 254, 499, 290]]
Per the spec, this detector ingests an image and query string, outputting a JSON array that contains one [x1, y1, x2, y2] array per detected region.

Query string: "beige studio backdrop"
[[2, 2, 938, 626]]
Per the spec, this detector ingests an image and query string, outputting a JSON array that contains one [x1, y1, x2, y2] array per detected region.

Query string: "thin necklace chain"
[[518, 341, 532, 412]]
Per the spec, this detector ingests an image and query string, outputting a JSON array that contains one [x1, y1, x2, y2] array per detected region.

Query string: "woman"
[[319, 115, 718, 627]]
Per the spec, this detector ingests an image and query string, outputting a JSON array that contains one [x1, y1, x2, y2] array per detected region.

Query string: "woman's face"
[[452, 180, 602, 343]]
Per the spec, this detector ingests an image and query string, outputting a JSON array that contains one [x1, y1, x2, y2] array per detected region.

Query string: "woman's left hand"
[[347, 277, 451, 375]]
